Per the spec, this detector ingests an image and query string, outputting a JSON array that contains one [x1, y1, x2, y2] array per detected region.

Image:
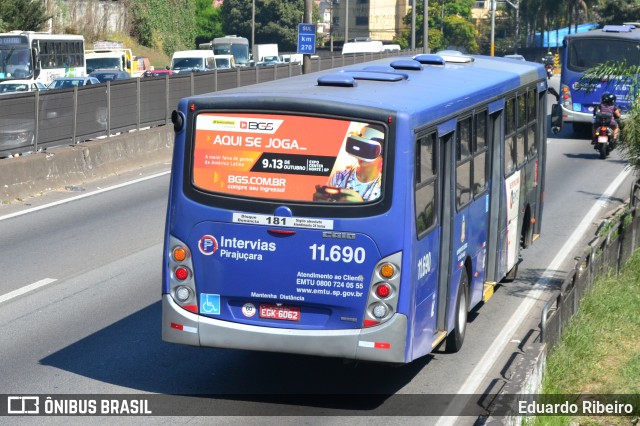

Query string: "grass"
[[87, 34, 171, 69], [532, 250, 640, 425]]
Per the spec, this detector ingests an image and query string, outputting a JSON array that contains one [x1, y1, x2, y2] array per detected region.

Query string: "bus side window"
[[473, 110, 488, 195], [504, 97, 516, 174], [415, 133, 437, 237], [527, 88, 537, 158], [516, 93, 527, 165], [456, 117, 472, 208]]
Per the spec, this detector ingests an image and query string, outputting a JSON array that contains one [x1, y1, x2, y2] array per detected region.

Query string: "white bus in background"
[[341, 40, 384, 55], [0, 31, 86, 85]]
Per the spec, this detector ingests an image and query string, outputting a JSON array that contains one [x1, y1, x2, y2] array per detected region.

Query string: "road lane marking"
[[436, 166, 632, 425], [0, 278, 58, 305], [0, 170, 170, 222]]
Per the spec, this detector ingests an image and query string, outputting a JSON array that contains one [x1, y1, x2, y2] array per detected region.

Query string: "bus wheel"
[[521, 210, 533, 249], [445, 270, 468, 353]]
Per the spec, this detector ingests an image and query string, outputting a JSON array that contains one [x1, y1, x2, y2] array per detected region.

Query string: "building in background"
[[329, 0, 410, 43]]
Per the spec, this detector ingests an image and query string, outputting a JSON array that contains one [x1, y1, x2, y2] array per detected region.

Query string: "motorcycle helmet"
[[601, 92, 616, 105]]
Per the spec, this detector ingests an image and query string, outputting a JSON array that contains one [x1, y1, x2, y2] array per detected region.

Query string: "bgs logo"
[[199, 235, 219, 255], [240, 121, 274, 131]]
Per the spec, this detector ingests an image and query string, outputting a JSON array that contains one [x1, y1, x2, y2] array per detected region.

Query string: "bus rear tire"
[[445, 270, 468, 353], [572, 123, 591, 134]]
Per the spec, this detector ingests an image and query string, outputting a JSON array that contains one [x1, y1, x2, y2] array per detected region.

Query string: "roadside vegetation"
[[532, 250, 640, 425], [547, 58, 640, 426]]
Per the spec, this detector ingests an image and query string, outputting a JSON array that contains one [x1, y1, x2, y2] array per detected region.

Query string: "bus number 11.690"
[[309, 244, 366, 264]]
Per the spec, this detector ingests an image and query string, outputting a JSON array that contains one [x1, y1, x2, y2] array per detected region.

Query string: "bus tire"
[[445, 270, 468, 353], [573, 123, 591, 134], [521, 208, 533, 249]]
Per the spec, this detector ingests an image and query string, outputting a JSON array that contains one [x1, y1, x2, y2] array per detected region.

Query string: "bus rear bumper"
[[561, 105, 593, 124], [162, 295, 408, 363]]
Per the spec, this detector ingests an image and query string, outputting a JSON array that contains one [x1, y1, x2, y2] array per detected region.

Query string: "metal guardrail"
[[0, 50, 419, 158], [541, 178, 640, 351]]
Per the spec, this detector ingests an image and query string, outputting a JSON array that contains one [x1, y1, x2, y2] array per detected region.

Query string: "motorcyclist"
[[542, 51, 554, 67], [593, 92, 621, 142]]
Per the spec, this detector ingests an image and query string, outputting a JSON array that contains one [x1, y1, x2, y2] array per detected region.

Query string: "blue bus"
[[559, 24, 640, 133], [162, 52, 548, 364]]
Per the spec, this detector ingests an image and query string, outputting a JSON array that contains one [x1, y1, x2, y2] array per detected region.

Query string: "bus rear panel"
[[163, 53, 547, 364], [559, 24, 640, 130]]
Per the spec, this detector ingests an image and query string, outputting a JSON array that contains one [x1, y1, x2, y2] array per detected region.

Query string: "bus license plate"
[[259, 304, 300, 321], [598, 136, 609, 143]]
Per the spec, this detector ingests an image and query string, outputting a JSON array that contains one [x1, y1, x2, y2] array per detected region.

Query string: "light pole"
[[345, 0, 349, 43], [490, 0, 495, 56], [252, 0, 255, 52], [504, 0, 519, 52], [411, 1, 415, 49], [424, 0, 429, 53], [490, 0, 519, 56]]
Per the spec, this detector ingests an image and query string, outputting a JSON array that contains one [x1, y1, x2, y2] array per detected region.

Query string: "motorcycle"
[[592, 111, 616, 159], [545, 64, 554, 79]]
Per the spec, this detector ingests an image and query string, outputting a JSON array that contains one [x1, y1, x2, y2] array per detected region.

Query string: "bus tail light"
[[560, 84, 572, 110], [372, 303, 389, 318], [175, 266, 190, 281], [175, 286, 191, 302], [375, 283, 391, 298], [168, 236, 197, 313], [363, 252, 402, 328]]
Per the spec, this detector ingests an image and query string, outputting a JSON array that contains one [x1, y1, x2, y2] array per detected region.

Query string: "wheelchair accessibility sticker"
[[200, 293, 221, 315]]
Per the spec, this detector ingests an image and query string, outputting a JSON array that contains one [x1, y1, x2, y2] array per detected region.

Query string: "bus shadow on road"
[[40, 300, 438, 413]]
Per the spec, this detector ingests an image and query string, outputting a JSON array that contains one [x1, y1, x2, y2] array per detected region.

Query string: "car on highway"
[[214, 55, 235, 69], [89, 69, 131, 83], [0, 80, 47, 94], [504, 54, 526, 61], [142, 69, 173, 78], [47, 76, 101, 89]]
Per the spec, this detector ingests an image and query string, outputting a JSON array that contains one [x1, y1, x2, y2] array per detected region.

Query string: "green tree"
[[195, 0, 223, 47], [0, 0, 49, 32], [592, 0, 640, 25], [220, 0, 318, 52], [581, 61, 640, 171], [395, 0, 478, 53], [130, 0, 197, 57]]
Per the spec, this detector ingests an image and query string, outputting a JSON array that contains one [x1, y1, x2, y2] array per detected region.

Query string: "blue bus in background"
[[559, 24, 640, 133], [162, 52, 549, 364]]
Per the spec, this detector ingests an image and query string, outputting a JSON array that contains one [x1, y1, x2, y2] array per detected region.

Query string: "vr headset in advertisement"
[[345, 130, 383, 161]]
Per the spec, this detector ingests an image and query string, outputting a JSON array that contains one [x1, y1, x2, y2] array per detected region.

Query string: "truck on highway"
[[342, 41, 384, 55], [253, 43, 279, 64]]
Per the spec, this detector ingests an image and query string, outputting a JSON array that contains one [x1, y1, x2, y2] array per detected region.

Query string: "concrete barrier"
[[0, 126, 174, 203]]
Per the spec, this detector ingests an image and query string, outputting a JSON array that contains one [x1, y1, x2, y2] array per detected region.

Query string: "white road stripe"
[[0, 170, 170, 222], [436, 167, 632, 425], [0, 278, 58, 305]]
